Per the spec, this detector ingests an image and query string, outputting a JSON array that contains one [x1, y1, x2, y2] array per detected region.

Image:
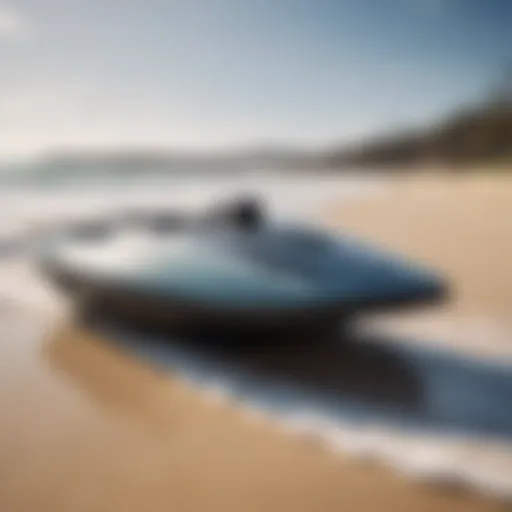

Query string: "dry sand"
[[1, 172, 511, 512]]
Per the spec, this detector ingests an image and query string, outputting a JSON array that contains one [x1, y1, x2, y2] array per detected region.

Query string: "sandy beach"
[[1, 172, 511, 511]]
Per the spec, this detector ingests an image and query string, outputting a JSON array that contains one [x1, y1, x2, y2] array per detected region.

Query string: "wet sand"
[[1, 173, 511, 511]]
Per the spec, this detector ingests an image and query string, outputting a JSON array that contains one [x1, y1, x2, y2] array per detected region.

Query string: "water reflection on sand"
[[42, 311, 512, 499], [51, 317, 512, 441]]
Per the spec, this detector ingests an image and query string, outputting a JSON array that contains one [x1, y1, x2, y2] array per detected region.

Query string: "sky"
[[0, 0, 511, 158]]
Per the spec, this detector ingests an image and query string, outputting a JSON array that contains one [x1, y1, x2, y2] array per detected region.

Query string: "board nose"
[[388, 265, 449, 305]]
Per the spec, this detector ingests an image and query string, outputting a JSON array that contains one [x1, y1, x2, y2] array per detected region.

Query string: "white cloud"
[[0, 5, 31, 42], [0, 80, 254, 157]]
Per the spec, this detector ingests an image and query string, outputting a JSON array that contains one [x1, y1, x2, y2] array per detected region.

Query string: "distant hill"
[[33, 100, 512, 173], [23, 77, 512, 174], [38, 147, 317, 175], [326, 93, 512, 169]]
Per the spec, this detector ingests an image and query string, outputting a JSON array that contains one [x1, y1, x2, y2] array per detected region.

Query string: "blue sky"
[[0, 0, 510, 157]]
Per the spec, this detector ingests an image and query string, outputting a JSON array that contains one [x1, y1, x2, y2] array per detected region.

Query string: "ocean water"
[[0, 168, 381, 230], [2, 167, 512, 501]]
